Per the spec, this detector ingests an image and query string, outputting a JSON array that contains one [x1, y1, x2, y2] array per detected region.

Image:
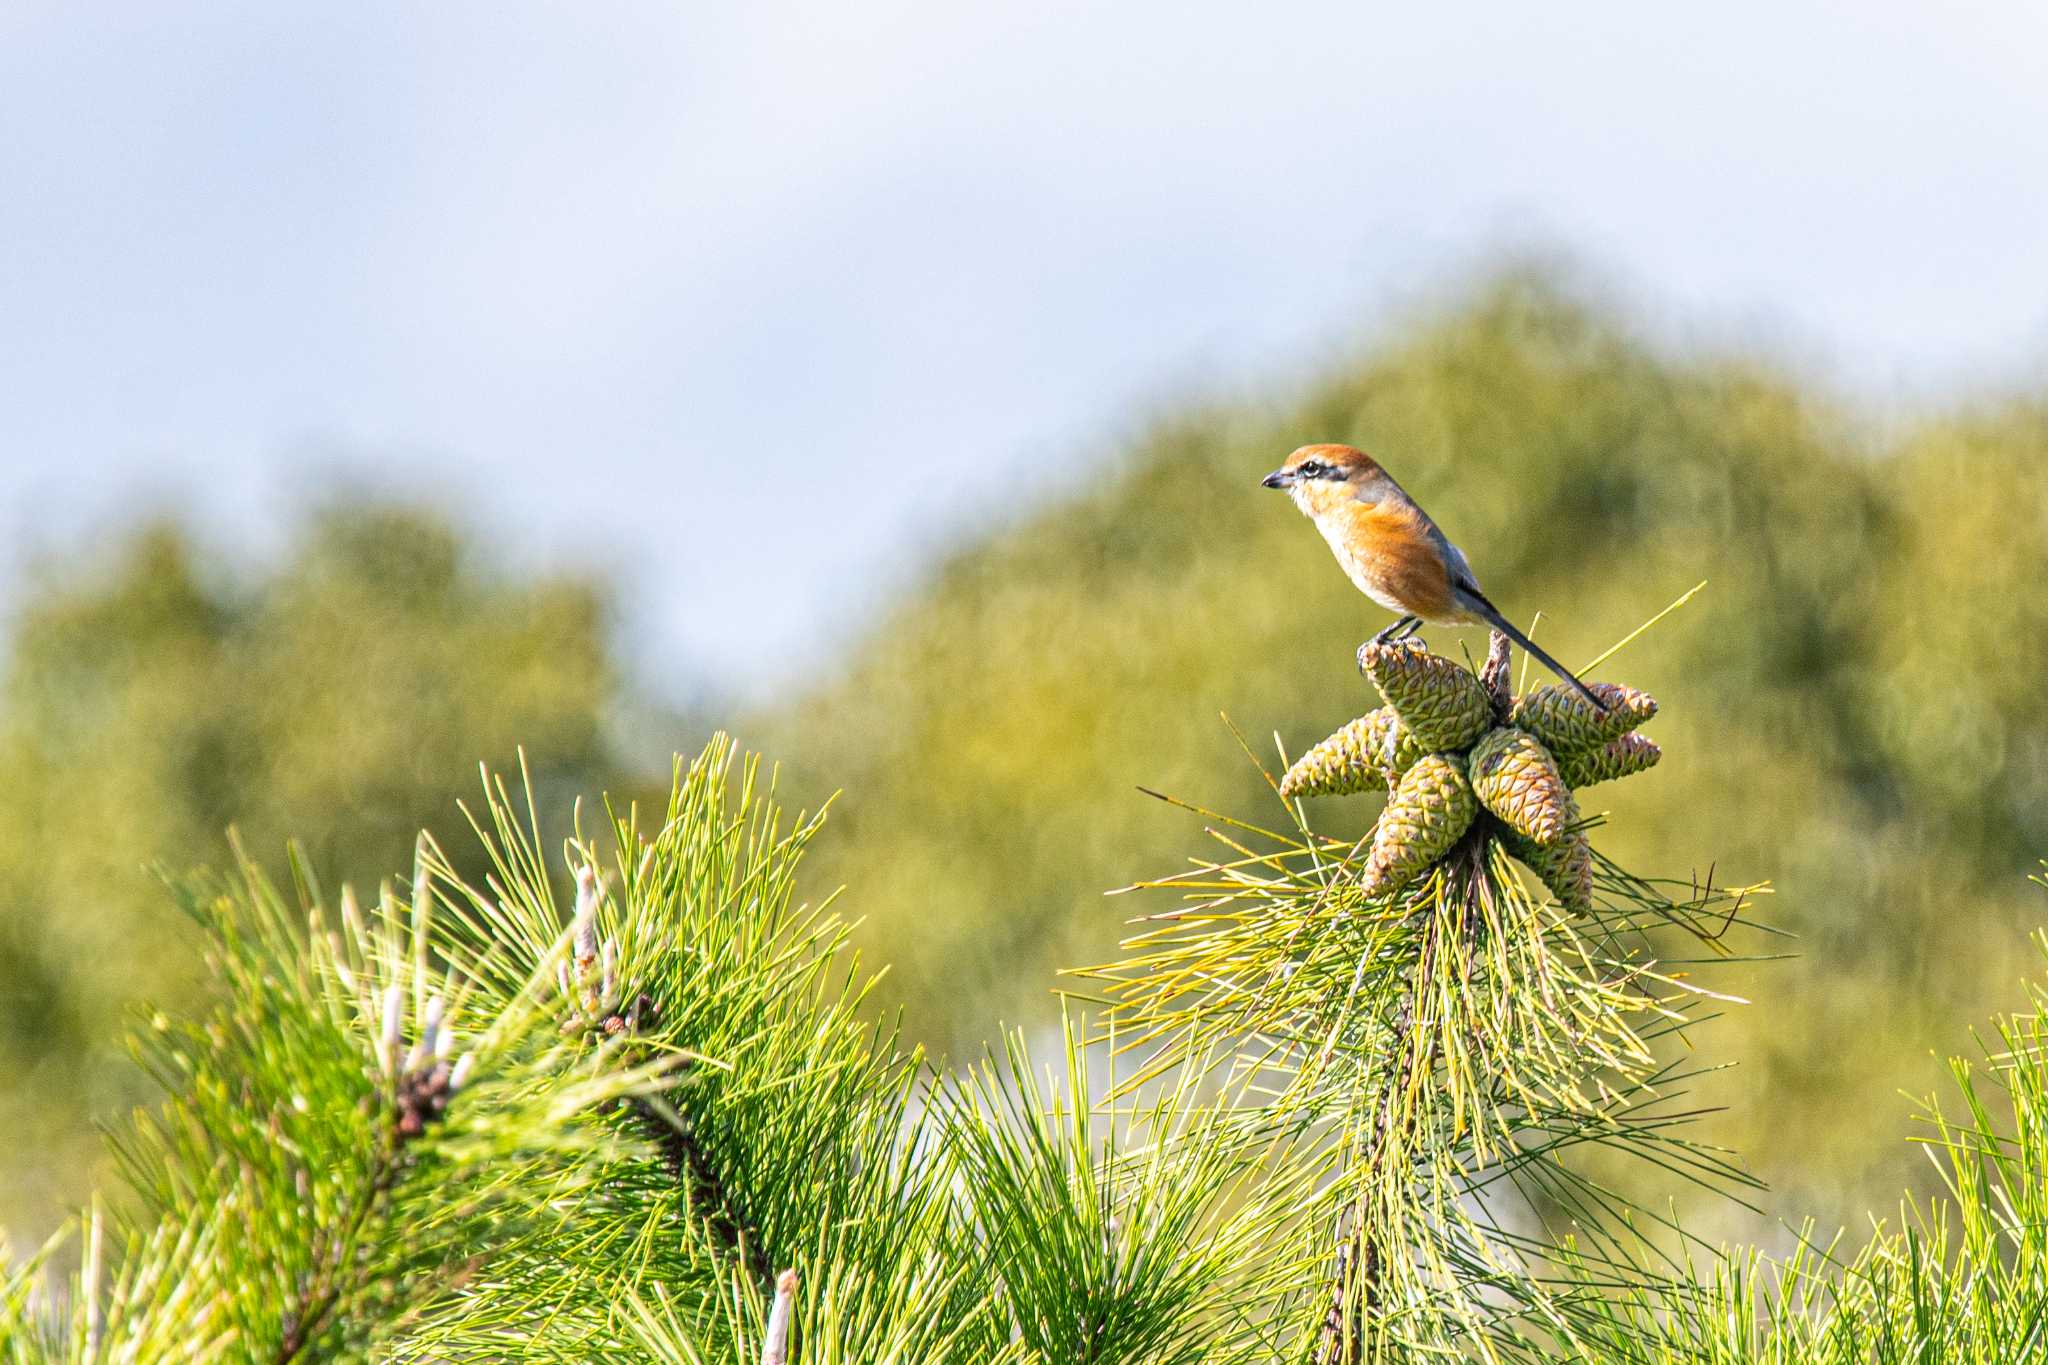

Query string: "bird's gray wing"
[[1358, 473, 1484, 593], [1437, 531, 1482, 594]]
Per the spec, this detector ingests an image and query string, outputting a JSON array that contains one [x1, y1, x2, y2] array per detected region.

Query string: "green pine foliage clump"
[[7, 710, 2048, 1360]]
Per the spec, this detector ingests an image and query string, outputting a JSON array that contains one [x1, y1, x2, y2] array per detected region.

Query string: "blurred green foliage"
[[0, 500, 639, 1241], [762, 269, 2048, 1232]]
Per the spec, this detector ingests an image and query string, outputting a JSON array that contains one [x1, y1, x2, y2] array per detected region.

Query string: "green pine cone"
[[1281, 716, 1379, 798], [1361, 753, 1478, 896], [1499, 827, 1594, 913], [1367, 707, 1428, 777], [1468, 726, 1576, 844], [1359, 642, 1493, 752], [1282, 707, 1429, 798], [1511, 682, 1657, 757], [1557, 732, 1662, 789]]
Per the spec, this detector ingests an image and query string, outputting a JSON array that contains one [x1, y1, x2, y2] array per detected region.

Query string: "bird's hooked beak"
[[1260, 467, 1295, 490]]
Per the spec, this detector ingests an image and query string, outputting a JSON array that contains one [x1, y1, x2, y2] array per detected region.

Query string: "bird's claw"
[[1367, 616, 1422, 650]]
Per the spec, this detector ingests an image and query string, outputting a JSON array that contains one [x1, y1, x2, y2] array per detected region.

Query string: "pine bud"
[[1511, 682, 1657, 757], [1557, 732, 1662, 789], [1360, 642, 1493, 752], [408, 995, 445, 1073], [1468, 727, 1576, 845], [1500, 827, 1594, 913], [572, 865, 601, 972], [411, 862, 432, 935], [1361, 754, 1477, 896], [380, 985, 403, 1077], [763, 1268, 798, 1365]]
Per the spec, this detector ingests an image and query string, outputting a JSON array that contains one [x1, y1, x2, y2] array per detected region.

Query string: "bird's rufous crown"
[[1282, 444, 1384, 476]]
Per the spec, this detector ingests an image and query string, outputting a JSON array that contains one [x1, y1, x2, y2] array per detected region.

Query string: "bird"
[[1260, 443, 1606, 710]]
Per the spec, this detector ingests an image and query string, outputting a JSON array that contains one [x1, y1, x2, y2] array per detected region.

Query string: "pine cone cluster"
[[1280, 641, 1662, 910]]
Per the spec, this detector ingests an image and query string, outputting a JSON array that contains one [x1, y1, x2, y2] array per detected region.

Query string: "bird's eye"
[[1300, 460, 1325, 478]]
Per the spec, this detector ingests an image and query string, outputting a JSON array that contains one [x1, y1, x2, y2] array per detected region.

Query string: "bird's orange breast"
[[1318, 500, 1461, 621]]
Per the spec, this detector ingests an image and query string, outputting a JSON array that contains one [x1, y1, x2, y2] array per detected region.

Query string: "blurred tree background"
[[0, 499, 659, 1239], [5, 267, 2048, 1252]]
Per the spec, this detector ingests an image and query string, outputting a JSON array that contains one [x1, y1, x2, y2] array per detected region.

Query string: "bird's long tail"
[[1456, 590, 1608, 712]]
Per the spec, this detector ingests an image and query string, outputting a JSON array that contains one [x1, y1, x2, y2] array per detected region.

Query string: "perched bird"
[[1261, 443, 1606, 710]]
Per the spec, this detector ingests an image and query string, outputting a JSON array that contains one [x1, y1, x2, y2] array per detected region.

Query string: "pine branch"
[[275, 1056, 460, 1363], [1078, 627, 1759, 1357], [606, 997, 776, 1290], [1318, 824, 1499, 1364]]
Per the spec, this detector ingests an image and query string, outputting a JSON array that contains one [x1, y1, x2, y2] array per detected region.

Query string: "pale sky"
[[4, 2, 2045, 695]]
